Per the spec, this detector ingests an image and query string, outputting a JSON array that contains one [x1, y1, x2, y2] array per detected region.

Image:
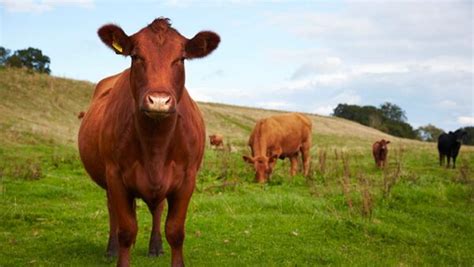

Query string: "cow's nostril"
[[148, 95, 154, 104], [164, 96, 171, 105]]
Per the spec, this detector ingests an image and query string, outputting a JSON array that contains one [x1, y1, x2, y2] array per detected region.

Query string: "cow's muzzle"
[[141, 92, 176, 119]]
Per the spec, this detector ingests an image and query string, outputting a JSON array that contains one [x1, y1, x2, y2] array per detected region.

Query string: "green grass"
[[1, 68, 473, 266]]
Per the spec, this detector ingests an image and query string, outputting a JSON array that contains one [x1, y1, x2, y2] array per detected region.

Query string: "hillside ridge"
[[0, 68, 428, 149]]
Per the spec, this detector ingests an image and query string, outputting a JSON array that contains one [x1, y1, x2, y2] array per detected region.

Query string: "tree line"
[[0, 46, 51, 74], [332, 103, 473, 144]]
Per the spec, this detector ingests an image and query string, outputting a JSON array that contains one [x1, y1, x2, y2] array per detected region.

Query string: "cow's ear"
[[243, 155, 254, 164], [98, 24, 132, 56], [185, 31, 220, 59], [386, 140, 391, 144]]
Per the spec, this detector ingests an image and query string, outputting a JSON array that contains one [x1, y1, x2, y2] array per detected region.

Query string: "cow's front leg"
[[165, 177, 195, 267], [106, 164, 138, 267], [106, 191, 119, 258], [147, 200, 165, 257], [289, 155, 298, 176]]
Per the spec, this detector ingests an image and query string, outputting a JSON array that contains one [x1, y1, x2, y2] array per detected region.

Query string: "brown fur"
[[372, 139, 390, 168], [209, 134, 224, 149], [78, 18, 219, 267], [77, 111, 85, 119], [243, 113, 312, 183]]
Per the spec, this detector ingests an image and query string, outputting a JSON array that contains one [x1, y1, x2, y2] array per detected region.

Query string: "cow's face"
[[379, 139, 390, 151], [453, 129, 467, 142], [98, 18, 220, 120], [243, 155, 278, 183], [209, 135, 215, 142]]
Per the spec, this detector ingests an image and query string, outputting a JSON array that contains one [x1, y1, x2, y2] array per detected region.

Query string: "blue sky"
[[1, 0, 473, 131]]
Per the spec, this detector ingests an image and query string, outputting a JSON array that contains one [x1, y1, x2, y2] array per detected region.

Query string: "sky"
[[1, 0, 473, 131]]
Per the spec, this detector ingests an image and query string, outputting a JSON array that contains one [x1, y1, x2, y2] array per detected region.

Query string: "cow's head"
[[243, 154, 278, 183], [98, 18, 220, 120], [453, 129, 467, 143], [379, 139, 390, 151]]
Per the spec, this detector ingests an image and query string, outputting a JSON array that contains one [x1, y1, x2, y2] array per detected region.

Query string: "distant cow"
[[77, 111, 85, 119], [243, 113, 312, 183], [437, 129, 467, 168], [372, 139, 390, 168], [209, 134, 224, 149], [78, 18, 220, 267]]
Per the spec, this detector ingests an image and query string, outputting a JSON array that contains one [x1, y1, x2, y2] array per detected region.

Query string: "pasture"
[[1, 68, 473, 266]]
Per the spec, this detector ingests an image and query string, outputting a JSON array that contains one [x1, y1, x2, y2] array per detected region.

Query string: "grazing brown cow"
[[372, 139, 390, 168], [77, 111, 85, 119], [209, 134, 224, 149], [78, 18, 219, 267], [243, 113, 312, 183]]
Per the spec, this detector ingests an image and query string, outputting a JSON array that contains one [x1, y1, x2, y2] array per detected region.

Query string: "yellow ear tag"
[[112, 40, 123, 53]]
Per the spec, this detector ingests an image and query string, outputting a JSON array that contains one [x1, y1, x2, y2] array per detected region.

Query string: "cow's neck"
[[253, 128, 268, 157], [134, 110, 178, 180]]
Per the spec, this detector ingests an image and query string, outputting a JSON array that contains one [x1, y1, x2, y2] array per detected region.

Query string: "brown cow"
[[78, 18, 219, 267], [372, 139, 390, 168], [243, 113, 312, 183], [209, 134, 224, 149], [77, 111, 85, 119]]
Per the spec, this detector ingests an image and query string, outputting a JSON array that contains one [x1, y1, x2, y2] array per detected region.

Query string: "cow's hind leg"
[[106, 192, 119, 258], [289, 154, 298, 176], [447, 156, 451, 168], [439, 153, 445, 167], [147, 200, 165, 257], [300, 141, 311, 176]]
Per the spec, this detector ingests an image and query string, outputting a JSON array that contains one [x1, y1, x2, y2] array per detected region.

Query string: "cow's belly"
[[78, 102, 107, 189], [279, 141, 302, 157]]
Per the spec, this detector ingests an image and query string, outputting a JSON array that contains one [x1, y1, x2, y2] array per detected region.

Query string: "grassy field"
[[1, 68, 473, 266]]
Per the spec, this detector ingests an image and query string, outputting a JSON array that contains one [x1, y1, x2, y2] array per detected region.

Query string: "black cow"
[[437, 129, 467, 168]]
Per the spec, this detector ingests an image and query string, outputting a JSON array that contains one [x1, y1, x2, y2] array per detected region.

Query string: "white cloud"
[[256, 101, 293, 110], [266, 1, 472, 62], [292, 57, 342, 79], [187, 89, 214, 102], [312, 90, 361, 116], [312, 105, 333, 116], [457, 116, 474, 125], [1, 0, 94, 13], [438, 100, 458, 109]]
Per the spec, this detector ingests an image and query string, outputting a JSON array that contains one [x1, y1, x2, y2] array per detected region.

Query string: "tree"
[[416, 124, 444, 142], [460, 126, 474, 145], [380, 102, 407, 122], [6, 47, 51, 74], [332, 102, 417, 139], [0, 46, 11, 66]]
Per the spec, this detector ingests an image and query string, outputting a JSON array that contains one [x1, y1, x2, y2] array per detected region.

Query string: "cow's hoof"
[[148, 248, 164, 257], [106, 249, 118, 259]]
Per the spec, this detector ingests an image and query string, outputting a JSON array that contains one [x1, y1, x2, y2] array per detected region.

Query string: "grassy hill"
[[0, 67, 424, 148], [1, 68, 473, 266]]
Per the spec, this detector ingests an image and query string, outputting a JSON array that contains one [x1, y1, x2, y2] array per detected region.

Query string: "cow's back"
[[249, 113, 312, 156]]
